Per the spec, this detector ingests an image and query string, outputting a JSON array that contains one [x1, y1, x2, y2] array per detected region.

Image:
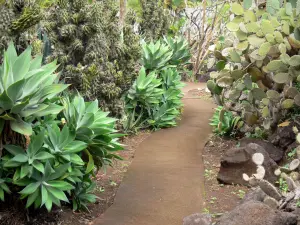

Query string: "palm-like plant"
[[0, 43, 68, 137]]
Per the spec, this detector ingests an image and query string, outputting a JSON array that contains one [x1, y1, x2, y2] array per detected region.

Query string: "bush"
[[0, 43, 123, 212], [139, 0, 171, 41], [207, 1, 300, 133], [44, 0, 141, 118], [0, 0, 51, 59]]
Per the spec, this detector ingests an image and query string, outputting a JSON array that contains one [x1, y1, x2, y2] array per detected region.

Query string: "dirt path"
[[93, 83, 215, 225]]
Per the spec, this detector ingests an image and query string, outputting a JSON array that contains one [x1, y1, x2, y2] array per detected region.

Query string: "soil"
[[202, 135, 249, 221], [186, 87, 213, 102], [0, 131, 151, 225]]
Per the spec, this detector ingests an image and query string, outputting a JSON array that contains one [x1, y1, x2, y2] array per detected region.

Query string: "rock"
[[269, 121, 300, 150], [241, 187, 266, 203], [239, 138, 284, 162], [217, 143, 278, 186], [183, 213, 212, 225], [215, 201, 297, 225], [263, 196, 279, 209]]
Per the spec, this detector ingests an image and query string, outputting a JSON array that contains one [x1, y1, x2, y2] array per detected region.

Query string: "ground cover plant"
[[0, 43, 123, 213]]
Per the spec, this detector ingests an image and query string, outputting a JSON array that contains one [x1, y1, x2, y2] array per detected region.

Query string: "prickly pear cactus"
[[207, 1, 300, 133]]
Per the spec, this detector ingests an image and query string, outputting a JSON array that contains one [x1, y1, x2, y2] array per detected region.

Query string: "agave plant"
[[44, 124, 88, 166], [15, 161, 73, 211], [3, 131, 54, 180], [62, 93, 124, 169], [126, 67, 164, 109], [141, 40, 173, 70], [148, 103, 180, 128], [72, 177, 97, 212], [124, 66, 184, 131], [164, 36, 191, 66], [0, 43, 68, 136]]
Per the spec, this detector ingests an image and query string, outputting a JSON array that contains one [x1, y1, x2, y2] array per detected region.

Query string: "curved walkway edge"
[[93, 83, 215, 225]]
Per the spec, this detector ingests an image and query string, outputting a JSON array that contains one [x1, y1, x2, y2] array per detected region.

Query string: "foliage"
[[209, 106, 243, 136], [185, 0, 231, 79], [44, 0, 141, 117], [0, 43, 123, 212], [0, 0, 53, 58], [207, 1, 300, 133], [61, 94, 123, 169], [127, 0, 142, 18], [124, 66, 184, 132], [142, 37, 191, 71], [124, 37, 190, 132], [139, 0, 171, 41], [245, 127, 268, 139], [0, 43, 67, 137]]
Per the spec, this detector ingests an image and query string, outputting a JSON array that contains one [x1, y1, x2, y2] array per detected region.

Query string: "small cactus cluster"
[[206, 1, 300, 133]]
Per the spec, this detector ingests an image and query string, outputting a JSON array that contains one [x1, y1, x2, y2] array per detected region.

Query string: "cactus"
[[207, 1, 300, 133], [259, 179, 282, 201]]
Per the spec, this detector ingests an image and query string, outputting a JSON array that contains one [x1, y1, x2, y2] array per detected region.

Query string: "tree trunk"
[[119, 0, 127, 29]]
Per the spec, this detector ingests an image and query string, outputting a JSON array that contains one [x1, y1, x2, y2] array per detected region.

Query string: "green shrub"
[[0, 0, 52, 58], [0, 43, 123, 212], [44, 0, 141, 117], [207, 1, 300, 133]]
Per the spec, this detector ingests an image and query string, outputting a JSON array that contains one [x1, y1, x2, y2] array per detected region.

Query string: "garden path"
[[93, 83, 214, 225]]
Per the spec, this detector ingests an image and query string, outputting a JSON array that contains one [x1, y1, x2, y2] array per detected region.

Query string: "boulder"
[[183, 213, 212, 225], [269, 121, 300, 150], [216, 201, 297, 225], [239, 138, 284, 162], [217, 143, 278, 186], [240, 187, 266, 204]]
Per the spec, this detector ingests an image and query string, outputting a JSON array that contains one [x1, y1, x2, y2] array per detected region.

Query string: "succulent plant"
[[210, 106, 243, 136], [207, 1, 300, 133]]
